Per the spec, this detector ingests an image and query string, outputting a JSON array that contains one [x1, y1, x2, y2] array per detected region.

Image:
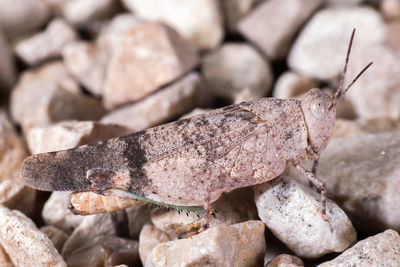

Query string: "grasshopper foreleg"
[[292, 160, 328, 221]]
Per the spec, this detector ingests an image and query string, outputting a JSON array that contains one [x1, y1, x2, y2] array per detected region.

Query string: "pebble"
[[145, 221, 265, 267], [10, 62, 105, 131], [317, 131, 400, 232], [40, 225, 69, 253], [288, 6, 386, 80], [273, 72, 318, 99], [0, 0, 50, 40], [239, 0, 322, 60], [0, 30, 16, 93], [62, 41, 108, 96], [345, 44, 400, 119], [202, 43, 273, 103], [138, 223, 173, 264], [64, 236, 140, 267], [0, 112, 35, 215], [0, 245, 13, 267], [221, 0, 260, 33], [15, 19, 78, 66], [101, 72, 205, 131], [62, 0, 121, 25], [122, 0, 224, 50], [0, 205, 66, 267], [103, 22, 198, 109], [42, 192, 87, 233], [150, 187, 258, 235], [380, 0, 400, 20], [254, 175, 356, 258], [26, 120, 131, 154], [333, 117, 400, 138], [318, 230, 400, 266], [387, 20, 400, 55], [266, 254, 304, 267]]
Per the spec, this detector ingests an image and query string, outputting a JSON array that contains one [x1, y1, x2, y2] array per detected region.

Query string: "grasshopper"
[[22, 29, 372, 228]]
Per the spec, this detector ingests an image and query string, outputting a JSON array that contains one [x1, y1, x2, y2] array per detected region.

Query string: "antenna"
[[330, 28, 373, 109]]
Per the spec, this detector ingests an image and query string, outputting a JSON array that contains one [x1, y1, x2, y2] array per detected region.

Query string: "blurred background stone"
[[122, 0, 224, 50], [0, 31, 16, 93], [202, 43, 273, 103], [239, 0, 322, 60], [15, 19, 78, 66]]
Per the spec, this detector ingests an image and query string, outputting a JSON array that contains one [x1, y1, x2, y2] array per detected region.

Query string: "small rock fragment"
[[101, 72, 205, 131], [139, 224, 173, 264], [40, 225, 69, 253], [146, 221, 265, 267], [64, 236, 140, 267], [288, 6, 386, 80], [0, 0, 50, 39], [318, 230, 400, 266], [273, 72, 318, 99], [15, 19, 78, 66], [238, 0, 322, 60], [221, 0, 261, 33], [62, 0, 121, 25], [202, 43, 273, 103], [266, 254, 304, 267], [10, 62, 105, 131], [103, 22, 198, 109], [0, 180, 36, 216], [317, 131, 400, 232], [151, 187, 258, 235], [42, 192, 87, 233], [0, 205, 66, 267], [345, 44, 400, 119], [255, 175, 356, 258], [0, 30, 16, 93], [332, 118, 366, 138], [0, 245, 13, 267], [62, 41, 108, 96], [122, 0, 224, 50], [381, 0, 400, 20], [26, 120, 131, 154]]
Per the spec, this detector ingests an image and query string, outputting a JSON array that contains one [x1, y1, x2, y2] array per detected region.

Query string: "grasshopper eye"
[[310, 98, 329, 120]]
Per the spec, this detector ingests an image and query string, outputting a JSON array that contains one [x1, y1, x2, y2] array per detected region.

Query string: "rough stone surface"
[[202, 43, 273, 103], [26, 120, 131, 154], [318, 230, 400, 266], [64, 236, 140, 267], [62, 0, 121, 25], [102, 72, 206, 131], [40, 226, 69, 253], [151, 187, 258, 235], [255, 175, 356, 258], [0, 112, 35, 215], [103, 22, 198, 109], [10, 62, 105, 131], [0, 205, 66, 267], [273, 72, 318, 99], [288, 6, 386, 80], [316, 131, 400, 232], [239, 0, 322, 59], [0, 30, 16, 93], [42, 192, 87, 233], [221, 0, 260, 33], [122, 0, 224, 50], [333, 117, 400, 138], [0, 245, 13, 267], [62, 41, 108, 96], [138, 223, 173, 264], [146, 221, 265, 267], [345, 44, 400, 119], [381, 0, 400, 20], [15, 19, 78, 66], [266, 254, 304, 267], [0, 0, 50, 39]]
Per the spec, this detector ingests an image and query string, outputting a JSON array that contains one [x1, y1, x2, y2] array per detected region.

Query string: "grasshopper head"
[[301, 29, 373, 155], [300, 89, 336, 154]]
